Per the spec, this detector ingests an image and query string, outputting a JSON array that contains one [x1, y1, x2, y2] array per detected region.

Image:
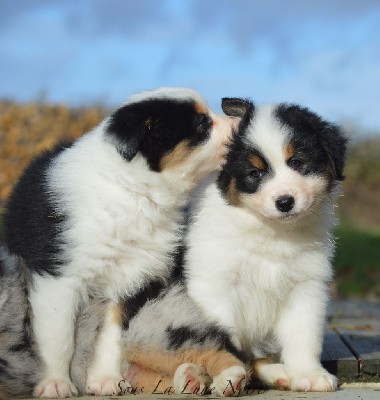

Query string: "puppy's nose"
[[275, 195, 295, 213]]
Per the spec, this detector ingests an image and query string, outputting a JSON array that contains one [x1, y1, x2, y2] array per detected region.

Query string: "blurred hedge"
[[340, 137, 380, 229], [0, 101, 105, 203]]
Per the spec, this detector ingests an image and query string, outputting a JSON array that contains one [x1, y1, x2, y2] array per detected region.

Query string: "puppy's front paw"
[[212, 365, 247, 397], [289, 369, 338, 392], [255, 363, 290, 390], [86, 376, 123, 396], [33, 379, 78, 398], [173, 363, 212, 395]]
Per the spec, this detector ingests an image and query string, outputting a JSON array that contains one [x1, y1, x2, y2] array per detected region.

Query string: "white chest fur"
[[186, 185, 334, 356], [46, 130, 184, 300]]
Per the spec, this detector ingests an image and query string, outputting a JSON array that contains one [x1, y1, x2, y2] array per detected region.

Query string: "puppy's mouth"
[[265, 211, 300, 222], [277, 212, 301, 221]]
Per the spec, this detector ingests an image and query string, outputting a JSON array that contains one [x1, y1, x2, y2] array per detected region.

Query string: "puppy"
[[2, 87, 237, 398], [100, 98, 346, 395], [185, 98, 347, 391]]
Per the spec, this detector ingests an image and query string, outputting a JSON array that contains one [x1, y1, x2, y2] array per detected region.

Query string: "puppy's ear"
[[221, 98, 253, 117], [106, 104, 154, 161], [320, 123, 348, 181], [277, 104, 348, 182], [298, 107, 348, 181]]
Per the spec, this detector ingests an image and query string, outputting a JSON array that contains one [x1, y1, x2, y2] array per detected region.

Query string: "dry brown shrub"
[[0, 101, 105, 206]]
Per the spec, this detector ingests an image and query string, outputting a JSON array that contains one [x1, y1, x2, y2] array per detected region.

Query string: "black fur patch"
[[275, 103, 348, 182], [218, 99, 276, 201], [122, 279, 167, 330], [0, 358, 9, 368], [217, 133, 273, 200], [0, 358, 14, 382], [166, 325, 246, 362], [106, 99, 212, 171], [3, 142, 72, 276], [8, 312, 33, 354], [122, 226, 187, 330]]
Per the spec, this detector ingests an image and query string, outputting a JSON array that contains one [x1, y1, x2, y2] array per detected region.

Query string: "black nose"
[[275, 195, 295, 213]]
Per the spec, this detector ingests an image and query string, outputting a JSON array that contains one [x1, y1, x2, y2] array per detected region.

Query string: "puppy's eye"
[[288, 157, 305, 170], [247, 168, 263, 179], [196, 114, 212, 130]]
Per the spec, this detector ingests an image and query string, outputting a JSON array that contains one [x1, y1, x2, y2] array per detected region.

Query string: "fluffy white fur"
[[29, 88, 236, 397], [186, 104, 339, 392]]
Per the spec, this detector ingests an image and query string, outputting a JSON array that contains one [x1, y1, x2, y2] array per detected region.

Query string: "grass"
[[333, 223, 380, 298]]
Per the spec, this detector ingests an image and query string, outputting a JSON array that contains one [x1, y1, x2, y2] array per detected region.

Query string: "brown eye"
[[248, 168, 262, 179], [288, 157, 305, 170], [196, 114, 212, 130]]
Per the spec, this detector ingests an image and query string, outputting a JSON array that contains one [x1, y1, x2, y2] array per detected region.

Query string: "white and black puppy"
[[185, 98, 347, 392], [2, 87, 236, 398]]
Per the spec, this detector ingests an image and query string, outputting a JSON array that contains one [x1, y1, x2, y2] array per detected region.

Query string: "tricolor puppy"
[[2, 87, 237, 398], [185, 98, 347, 391]]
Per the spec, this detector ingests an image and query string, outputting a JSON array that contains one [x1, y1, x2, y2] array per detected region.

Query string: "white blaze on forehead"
[[126, 87, 207, 106], [246, 104, 290, 170]]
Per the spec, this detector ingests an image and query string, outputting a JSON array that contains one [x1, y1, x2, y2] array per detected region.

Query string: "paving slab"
[[15, 387, 380, 400]]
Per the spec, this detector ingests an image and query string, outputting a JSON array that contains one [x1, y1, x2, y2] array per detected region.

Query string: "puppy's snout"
[[275, 195, 295, 213]]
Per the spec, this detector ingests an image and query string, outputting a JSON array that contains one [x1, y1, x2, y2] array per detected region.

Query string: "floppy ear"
[[221, 98, 253, 118], [106, 104, 153, 161], [296, 106, 348, 181], [277, 104, 348, 182], [320, 123, 348, 181]]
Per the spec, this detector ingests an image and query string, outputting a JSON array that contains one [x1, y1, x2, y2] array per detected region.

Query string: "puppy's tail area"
[[0, 246, 42, 398]]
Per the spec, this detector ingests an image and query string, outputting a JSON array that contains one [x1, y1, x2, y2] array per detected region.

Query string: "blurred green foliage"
[[334, 224, 380, 298], [345, 138, 380, 188]]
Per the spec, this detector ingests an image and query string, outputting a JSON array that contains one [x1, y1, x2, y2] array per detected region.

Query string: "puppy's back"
[[3, 142, 73, 277]]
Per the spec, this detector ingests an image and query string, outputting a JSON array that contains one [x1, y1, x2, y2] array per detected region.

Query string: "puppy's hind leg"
[[173, 363, 211, 395], [122, 364, 174, 394], [183, 348, 247, 397], [123, 349, 212, 395]]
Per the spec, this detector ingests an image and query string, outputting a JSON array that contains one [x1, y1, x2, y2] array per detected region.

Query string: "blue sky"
[[1, 0, 379, 134]]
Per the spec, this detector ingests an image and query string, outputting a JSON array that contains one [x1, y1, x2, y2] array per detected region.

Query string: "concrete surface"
[[17, 386, 380, 400]]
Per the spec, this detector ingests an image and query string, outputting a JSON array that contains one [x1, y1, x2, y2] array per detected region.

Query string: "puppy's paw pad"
[[290, 370, 338, 392], [33, 379, 78, 398], [276, 378, 290, 390], [86, 376, 123, 395], [212, 365, 247, 397], [174, 363, 211, 394]]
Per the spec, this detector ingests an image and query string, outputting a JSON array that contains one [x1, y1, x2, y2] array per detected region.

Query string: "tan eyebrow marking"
[[285, 143, 295, 161], [249, 155, 266, 170], [194, 102, 208, 114]]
